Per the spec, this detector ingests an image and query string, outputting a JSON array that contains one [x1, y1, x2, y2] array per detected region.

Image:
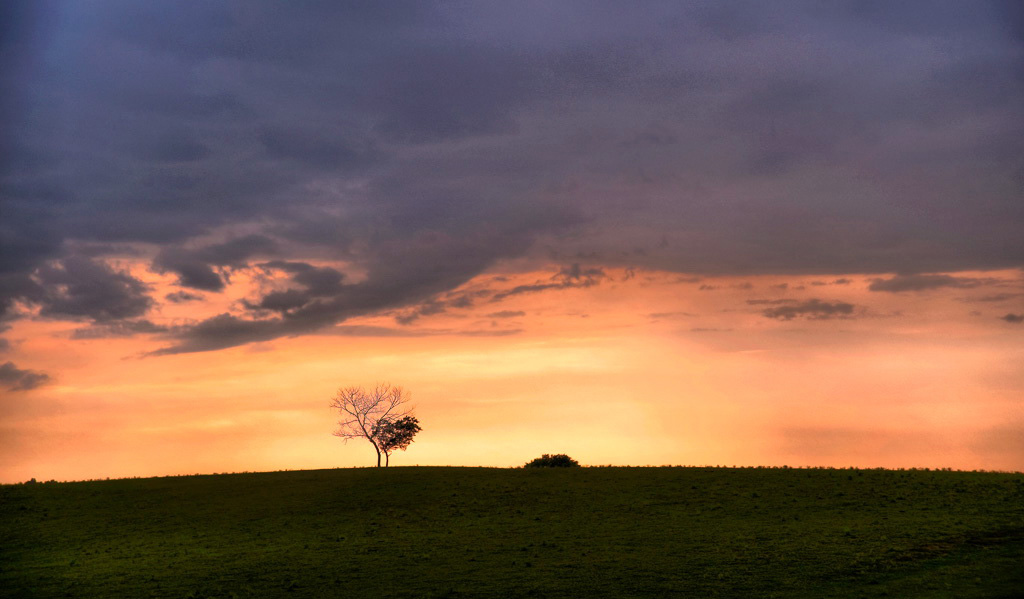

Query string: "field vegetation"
[[2, 466, 1022, 598]]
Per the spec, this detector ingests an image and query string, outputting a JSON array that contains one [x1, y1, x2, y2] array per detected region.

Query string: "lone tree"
[[330, 383, 420, 467], [373, 415, 422, 467]]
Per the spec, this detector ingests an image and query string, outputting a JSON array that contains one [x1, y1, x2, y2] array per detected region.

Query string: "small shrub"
[[524, 454, 580, 468]]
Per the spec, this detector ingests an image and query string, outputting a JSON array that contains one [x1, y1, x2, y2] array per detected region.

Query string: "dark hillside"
[[2, 467, 1022, 598]]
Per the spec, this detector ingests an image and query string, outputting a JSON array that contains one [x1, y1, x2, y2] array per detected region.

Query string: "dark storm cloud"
[[243, 261, 348, 315], [1001, 313, 1024, 324], [151, 253, 223, 291], [259, 261, 345, 295], [0, 361, 50, 391], [369, 47, 532, 143], [153, 235, 278, 291], [0, 273, 41, 322], [150, 314, 287, 356], [868, 274, 994, 293], [554, 264, 607, 286], [145, 135, 211, 163], [165, 291, 204, 303], [152, 230, 528, 354], [258, 127, 378, 170], [490, 264, 608, 301], [761, 299, 856, 321], [394, 300, 452, 326], [2, 1, 1022, 353], [33, 257, 151, 322]]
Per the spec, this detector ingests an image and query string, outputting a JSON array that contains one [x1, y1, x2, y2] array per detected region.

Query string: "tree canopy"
[[524, 454, 580, 468], [373, 415, 422, 467]]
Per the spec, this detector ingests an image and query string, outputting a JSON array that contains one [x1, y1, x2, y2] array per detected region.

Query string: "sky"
[[1, 1, 1023, 482]]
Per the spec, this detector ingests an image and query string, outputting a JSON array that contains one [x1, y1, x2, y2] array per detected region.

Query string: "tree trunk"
[[374, 445, 381, 468], [385, 452, 390, 467]]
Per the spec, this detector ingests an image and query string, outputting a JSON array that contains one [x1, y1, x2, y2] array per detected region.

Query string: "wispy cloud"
[[761, 299, 856, 321], [746, 299, 798, 306], [0, 361, 51, 391], [486, 311, 526, 319], [868, 274, 996, 293], [71, 320, 167, 340], [490, 264, 607, 302]]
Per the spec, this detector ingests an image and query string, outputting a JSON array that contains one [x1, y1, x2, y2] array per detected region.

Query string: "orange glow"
[[2, 266, 1023, 482]]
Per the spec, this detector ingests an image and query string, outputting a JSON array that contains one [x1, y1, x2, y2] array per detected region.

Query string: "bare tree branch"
[[329, 383, 414, 467]]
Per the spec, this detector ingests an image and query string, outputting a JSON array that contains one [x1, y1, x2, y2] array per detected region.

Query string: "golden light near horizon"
[[3, 265, 1022, 482]]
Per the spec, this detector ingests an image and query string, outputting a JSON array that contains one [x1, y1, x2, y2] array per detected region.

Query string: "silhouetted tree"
[[373, 415, 422, 467], [524, 454, 580, 468], [330, 383, 414, 467]]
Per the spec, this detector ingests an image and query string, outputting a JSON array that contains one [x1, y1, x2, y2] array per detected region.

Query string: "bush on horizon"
[[524, 454, 580, 468]]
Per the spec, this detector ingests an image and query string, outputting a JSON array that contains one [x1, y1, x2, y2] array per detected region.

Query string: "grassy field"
[[2, 466, 1022, 598]]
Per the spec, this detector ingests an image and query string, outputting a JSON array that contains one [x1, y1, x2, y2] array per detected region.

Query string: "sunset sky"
[[2, 1, 1023, 483]]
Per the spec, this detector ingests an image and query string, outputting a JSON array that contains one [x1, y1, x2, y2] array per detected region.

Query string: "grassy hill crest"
[[3, 466, 1022, 598]]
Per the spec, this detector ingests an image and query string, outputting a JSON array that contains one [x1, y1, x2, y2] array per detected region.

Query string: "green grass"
[[2, 466, 1022, 598]]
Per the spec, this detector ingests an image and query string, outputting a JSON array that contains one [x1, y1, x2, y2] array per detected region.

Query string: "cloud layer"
[[760, 299, 857, 321], [0, 361, 50, 391], [2, 1, 1022, 354]]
